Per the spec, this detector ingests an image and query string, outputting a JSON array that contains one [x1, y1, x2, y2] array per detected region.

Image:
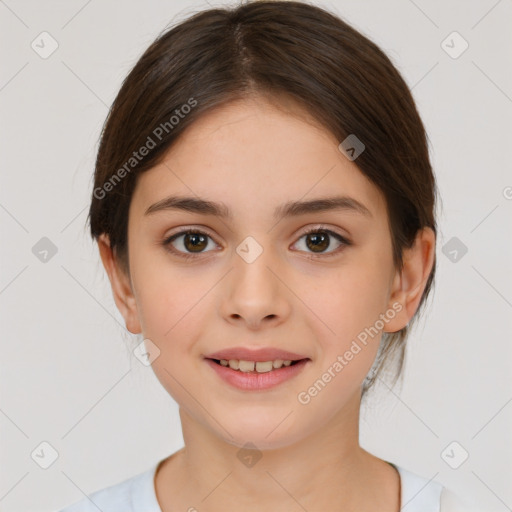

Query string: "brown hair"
[[87, 0, 438, 396]]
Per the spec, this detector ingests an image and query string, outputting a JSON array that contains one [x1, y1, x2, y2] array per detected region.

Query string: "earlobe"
[[384, 227, 436, 333], [97, 234, 142, 334]]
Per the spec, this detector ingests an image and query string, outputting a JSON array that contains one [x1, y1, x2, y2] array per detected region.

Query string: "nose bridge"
[[221, 233, 290, 327], [233, 233, 279, 295], [236, 233, 271, 266]]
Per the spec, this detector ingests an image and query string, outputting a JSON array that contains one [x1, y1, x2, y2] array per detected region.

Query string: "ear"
[[97, 234, 142, 334], [384, 227, 436, 333]]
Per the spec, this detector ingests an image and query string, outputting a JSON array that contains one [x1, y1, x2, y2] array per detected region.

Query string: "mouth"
[[207, 357, 309, 373], [204, 357, 311, 391]]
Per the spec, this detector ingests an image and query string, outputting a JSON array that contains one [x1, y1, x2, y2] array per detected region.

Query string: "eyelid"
[[164, 225, 217, 240], [294, 224, 351, 242]]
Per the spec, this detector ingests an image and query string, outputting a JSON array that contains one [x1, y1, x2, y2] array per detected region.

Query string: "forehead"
[[130, 96, 387, 225]]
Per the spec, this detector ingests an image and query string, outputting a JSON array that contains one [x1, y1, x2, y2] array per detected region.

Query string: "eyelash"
[[162, 225, 352, 261]]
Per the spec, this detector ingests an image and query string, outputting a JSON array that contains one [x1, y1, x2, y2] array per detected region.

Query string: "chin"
[[225, 431, 304, 452], [217, 412, 307, 451]]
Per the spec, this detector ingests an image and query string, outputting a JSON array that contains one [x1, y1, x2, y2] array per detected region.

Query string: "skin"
[[98, 94, 435, 512]]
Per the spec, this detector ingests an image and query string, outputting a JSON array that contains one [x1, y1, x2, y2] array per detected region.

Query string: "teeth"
[[238, 360, 255, 372], [255, 361, 273, 373], [217, 358, 295, 372]]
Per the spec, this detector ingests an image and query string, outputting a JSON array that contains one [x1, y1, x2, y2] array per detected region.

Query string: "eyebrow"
[[144, 194, 372, 220]]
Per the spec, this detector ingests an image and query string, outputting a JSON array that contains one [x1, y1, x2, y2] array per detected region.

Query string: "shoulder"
[[55, 463, 161, 512], [394, 465, 443, 511], [440, 487, 481, 512], [393, 464, 476, 512]]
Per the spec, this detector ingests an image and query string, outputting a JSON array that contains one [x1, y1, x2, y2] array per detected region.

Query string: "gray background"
[[1, 0, 511, 510]]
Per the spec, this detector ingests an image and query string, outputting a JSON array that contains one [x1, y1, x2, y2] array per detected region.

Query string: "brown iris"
[[306, 232, 330, 253], [183, 232, 208, 253]]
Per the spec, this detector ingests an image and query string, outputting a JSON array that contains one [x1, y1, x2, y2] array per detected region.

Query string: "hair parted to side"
[[87, 0, 438, 397]]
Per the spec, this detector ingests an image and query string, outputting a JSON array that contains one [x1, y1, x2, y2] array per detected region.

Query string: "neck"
[[155, 391, 399, 511]]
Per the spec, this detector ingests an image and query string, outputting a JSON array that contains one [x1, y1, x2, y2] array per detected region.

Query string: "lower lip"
[[205, 358, 310, 391]]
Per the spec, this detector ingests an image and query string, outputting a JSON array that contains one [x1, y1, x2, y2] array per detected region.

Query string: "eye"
[[162, 229, 218, 259], [292, 226, 351, 258], [162, 225, 352, 261]]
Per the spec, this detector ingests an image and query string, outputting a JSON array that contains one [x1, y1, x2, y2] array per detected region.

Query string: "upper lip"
[[204, 347, 309, 362]]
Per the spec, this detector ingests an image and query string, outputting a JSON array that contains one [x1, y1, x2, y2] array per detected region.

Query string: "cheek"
[[298, 246, 394, 385], [131, 259, 210, 403], [130, 248, 205, 346], [294, 263, 392, 414], [310, 261, 392, 338]]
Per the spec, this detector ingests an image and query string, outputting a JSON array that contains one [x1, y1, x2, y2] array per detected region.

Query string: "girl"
[[58, 1, 470, 510]]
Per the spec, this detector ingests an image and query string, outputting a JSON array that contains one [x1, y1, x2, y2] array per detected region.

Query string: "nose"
[[220, 247, 291, 331]]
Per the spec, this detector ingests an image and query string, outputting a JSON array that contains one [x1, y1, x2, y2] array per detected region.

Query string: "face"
[[114, 95, 410, 450]]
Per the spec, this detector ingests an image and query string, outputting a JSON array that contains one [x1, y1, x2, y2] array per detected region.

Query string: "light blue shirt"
[[56, 460, 468, 511]]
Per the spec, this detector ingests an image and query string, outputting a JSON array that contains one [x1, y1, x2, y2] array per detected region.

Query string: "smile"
[[205, 357, 310, 391], [214, 358, 296, 372]]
